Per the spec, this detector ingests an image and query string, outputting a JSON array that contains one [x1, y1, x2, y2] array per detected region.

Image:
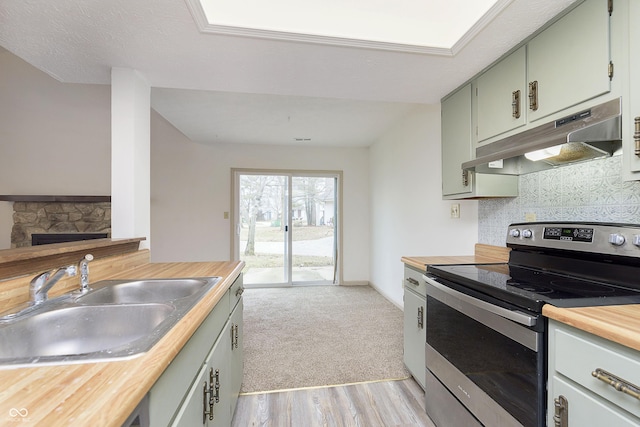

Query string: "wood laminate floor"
[[231, 378, 436, 427]]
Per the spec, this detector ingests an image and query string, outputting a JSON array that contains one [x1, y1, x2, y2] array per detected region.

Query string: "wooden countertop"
[[402, 243, 510, 270], [0, 260, 244, 426], [544, 304, 640, 352]]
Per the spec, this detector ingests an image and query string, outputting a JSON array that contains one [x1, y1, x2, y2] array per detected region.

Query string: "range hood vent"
[[463, 98, 622, 175]]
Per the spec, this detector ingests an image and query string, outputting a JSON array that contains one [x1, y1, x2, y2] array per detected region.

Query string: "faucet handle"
[[66, 265, 78, 276]]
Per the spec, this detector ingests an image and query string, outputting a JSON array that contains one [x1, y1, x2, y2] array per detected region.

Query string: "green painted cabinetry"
[[403, 265, 426, 389], [548, 320, 640, 426], [146, 273, 244, 427], [441, 84, 518, 199]]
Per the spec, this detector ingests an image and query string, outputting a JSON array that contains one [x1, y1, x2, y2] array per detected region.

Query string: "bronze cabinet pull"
[[553, 395, 568, 427], [528, 81, 538, 111], [592, 368, 640, 401], [512, 90, 521, 119]]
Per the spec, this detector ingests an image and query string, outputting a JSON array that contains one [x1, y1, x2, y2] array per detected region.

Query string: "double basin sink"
[[0, 277, 221, 367]]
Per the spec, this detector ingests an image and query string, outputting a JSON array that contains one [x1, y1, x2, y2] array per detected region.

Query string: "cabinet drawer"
[[404, 265, 426, 297], [554, 324, 640, 418], [551, 375, 640, 427], [229, 273, 243, 312]]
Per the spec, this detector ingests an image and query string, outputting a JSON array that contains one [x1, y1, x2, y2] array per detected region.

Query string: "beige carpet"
[[241, 285, 410, 393]]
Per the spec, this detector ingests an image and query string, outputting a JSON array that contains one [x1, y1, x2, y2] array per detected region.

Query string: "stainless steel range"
[[423, 222, 640, 427]]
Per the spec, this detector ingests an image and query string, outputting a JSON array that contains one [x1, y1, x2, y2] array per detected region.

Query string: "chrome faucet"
[[30, 265, 77, 305], [78, 254, 94, 292]]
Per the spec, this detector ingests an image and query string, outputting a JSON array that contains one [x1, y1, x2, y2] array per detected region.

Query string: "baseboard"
[[368, 282, 403, 310], [342, 280, 369, 286]]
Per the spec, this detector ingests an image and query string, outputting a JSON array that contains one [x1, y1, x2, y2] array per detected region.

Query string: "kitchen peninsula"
[[0, 239, 244, 426]]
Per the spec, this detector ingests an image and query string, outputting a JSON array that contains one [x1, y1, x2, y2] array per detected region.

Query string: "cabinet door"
[[228, 299, 243, 420], [442, 84, 473, 197], [170, 363, 209, 427], [476, 46, 527, 142], [208, 321, 232, 427], [171, 323, 232, 427], [403, 287, 426, 389], [549, 376, 640, 427], [624, 0, 640, 176], [528, 0, 610, 122]]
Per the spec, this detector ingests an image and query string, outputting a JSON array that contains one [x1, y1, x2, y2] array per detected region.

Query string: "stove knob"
[[522, 229, 533, 238], [633, 235, 640, 247], [509, 229, 520, 238], [609, 233, 626, 246]]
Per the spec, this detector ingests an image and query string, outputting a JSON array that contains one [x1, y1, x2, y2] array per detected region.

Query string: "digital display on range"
[[543, 227, 593, 242]]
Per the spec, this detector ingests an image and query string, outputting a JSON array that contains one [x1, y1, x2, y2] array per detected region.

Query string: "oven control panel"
[[506, 222, 640, 257], [543, 226, 594, 243]]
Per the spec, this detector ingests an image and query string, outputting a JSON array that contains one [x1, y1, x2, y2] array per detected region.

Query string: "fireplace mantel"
[[0, 195, 111, 202]]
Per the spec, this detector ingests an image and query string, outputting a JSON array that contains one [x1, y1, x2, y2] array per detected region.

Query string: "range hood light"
[[524, 145, 563, 161]]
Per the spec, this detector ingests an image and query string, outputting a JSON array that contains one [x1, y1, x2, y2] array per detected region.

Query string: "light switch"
[[224, 212, 229, 219], [450, 204, 460, 219]]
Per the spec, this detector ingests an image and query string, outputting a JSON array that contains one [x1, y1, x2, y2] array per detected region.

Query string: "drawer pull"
[[406, 277, 419, 286], [235, 287, 245, 297], [592, 368, 640, 401], [553, 395, 568, 427]]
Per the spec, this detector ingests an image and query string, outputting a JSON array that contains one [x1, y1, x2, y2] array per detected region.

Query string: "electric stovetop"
[[427, 263, 640, 312]]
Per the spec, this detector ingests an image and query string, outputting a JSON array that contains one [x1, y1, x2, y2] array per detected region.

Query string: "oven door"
[[423, 275, 545, 427]]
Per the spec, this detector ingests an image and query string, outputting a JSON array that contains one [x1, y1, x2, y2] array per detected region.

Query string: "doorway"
[[232, 169, 341, 287]]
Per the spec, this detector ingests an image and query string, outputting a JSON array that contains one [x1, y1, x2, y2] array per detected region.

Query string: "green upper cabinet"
[[622, 0, 640, 179], [527, 0, 611, 122], [441, 84, 518, 199], [476, 46, 527, 142], [442, 84, 473, 197]]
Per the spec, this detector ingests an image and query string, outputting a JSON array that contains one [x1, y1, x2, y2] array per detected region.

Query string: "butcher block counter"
[[0, 241, 244, 426], [544, 304, 640, 353], [401, 243, 511, 270]]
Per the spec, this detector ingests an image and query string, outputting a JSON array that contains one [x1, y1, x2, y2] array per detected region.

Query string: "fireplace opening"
[[32, 233, 109, 246]]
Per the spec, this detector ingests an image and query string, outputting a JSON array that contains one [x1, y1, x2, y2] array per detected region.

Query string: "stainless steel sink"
[[0, 276, 222, 367], [0, 304, 174, 364], [76, 278, 218, 304]]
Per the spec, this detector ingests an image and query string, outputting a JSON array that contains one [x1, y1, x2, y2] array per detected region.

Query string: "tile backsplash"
[[478, 155, 640, 246]]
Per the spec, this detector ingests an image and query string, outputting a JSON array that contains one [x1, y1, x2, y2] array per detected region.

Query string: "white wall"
[[0, 48, 111, 248], [151, 111, 370, 283], [369, 105, 478, 307]]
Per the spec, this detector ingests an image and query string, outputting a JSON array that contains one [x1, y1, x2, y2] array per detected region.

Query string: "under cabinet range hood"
[[463, 98, 622, 175]]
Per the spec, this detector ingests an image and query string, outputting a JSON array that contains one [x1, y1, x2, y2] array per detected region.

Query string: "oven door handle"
[[423, 275, 537, 327]]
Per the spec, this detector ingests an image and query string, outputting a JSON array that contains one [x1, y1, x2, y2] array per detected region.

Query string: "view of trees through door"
[[236, 171, 337, 286]]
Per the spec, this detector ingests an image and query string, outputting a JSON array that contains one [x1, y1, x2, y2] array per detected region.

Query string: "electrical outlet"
[[525, 212, 536, 222], [450, 203, 460, 219], [224, 211, 229, 219]]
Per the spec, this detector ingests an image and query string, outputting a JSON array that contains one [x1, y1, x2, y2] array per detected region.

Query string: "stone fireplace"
[[10, 199, 111, 248]]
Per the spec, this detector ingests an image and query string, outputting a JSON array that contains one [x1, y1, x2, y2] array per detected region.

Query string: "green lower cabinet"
[[403, 265, 426, 389], [145, 274, 244, 427], [172, 320, 232, 427], [548, 320, 640, 426]]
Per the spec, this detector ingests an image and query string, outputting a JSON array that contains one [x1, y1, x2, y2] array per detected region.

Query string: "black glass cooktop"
[[426, 263, 640, 312]]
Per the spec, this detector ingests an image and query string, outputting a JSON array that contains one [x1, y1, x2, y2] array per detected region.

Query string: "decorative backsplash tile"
[[478, 155, 640, 246]]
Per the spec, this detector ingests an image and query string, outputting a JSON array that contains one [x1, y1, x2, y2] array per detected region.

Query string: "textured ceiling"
[[0, 0, 578, 147]]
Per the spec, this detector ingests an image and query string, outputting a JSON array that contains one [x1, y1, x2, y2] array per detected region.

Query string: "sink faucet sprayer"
[[79, 254, 94, 292]]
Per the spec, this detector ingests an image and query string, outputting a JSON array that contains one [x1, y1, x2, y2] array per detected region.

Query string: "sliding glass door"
[[233, 170, 339, 287]]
